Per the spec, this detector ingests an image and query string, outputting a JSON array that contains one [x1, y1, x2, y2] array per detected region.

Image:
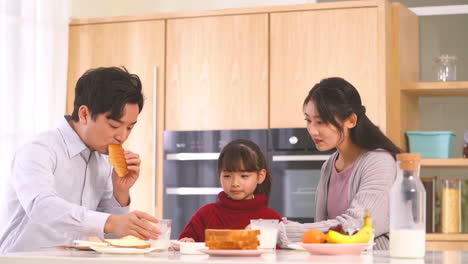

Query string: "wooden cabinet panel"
[[270, 8, 381, 129], [166, 14, 268, 130], [67, 21, 165, 216]]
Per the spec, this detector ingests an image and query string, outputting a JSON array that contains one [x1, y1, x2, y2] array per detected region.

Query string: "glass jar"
[[390, 153, 426, 259], [435, 55, 457, 82], [441, 179, 461, 233]]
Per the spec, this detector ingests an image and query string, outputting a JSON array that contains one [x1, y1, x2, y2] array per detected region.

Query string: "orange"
[[302, 229, 327, 244]]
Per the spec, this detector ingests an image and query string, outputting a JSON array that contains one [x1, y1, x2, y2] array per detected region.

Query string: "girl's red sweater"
[[178, 191, 282, 242]]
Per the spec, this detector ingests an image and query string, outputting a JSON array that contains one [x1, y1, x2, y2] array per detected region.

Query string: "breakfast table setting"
[[1, 247, 466, 264]]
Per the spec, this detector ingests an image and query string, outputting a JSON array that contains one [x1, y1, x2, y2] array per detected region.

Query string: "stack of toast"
[[205, 229, 260, 250]]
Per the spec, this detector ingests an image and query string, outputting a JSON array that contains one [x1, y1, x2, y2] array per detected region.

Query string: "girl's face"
[[304, 100, 346, 151], [220, 169, 266, 200]]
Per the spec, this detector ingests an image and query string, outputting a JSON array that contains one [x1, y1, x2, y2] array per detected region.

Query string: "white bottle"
[[389, 153, 426, 258]]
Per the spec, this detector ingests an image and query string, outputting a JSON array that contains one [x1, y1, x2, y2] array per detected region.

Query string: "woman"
[[278, 77, 401, 250]]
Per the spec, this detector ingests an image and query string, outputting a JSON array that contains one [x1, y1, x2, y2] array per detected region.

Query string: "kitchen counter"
[[0, 249, 465, 264]]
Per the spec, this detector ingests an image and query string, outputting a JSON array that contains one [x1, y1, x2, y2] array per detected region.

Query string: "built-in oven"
[[163, 129, 268, 239], [268, 128, 334, 223]]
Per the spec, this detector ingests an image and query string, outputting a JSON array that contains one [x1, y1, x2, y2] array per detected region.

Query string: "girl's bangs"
[[219, 147, 259, 172]]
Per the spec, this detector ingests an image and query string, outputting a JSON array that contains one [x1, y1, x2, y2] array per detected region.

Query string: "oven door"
[[164, 154, 221, 239], [269, 152, 330, 223]]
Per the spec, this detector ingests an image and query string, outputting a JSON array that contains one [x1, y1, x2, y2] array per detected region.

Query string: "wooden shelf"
[[426, 233, 468, 251], [402, 81, 468, 96], [421, 158, 468, 168], [426, 233, 468, 241]]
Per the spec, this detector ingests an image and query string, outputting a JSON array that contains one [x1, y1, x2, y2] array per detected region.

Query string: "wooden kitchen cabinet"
[[65, 0, 421, 222], [166, 14, 269, 131], [270, 3, 391, 131], [67, 20, 165, 216]]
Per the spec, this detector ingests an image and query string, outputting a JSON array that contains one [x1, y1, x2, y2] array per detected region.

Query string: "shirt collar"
[[58, 115, 91, 159]]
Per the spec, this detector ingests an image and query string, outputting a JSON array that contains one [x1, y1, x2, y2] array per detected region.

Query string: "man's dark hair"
[[71, 66, 144, 121]]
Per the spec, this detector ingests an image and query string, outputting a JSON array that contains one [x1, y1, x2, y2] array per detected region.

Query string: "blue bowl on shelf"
[[406, 131, 455, 158]]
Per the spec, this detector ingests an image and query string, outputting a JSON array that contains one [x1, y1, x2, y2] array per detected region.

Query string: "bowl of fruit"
[[300, 210, 373, 256]]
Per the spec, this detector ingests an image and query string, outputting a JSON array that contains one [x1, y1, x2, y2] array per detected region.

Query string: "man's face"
[[81, 103, 139, 154]]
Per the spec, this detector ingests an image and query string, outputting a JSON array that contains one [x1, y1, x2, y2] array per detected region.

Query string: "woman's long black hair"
[[304, 77, 401, 157]]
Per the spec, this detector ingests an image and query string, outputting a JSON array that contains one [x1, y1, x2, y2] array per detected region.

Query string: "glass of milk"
[[250, 219, 279, 250], [149, 219, 172, 250]]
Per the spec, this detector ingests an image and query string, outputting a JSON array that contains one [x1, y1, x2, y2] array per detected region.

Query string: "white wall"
[[71, 0, 316, 19]]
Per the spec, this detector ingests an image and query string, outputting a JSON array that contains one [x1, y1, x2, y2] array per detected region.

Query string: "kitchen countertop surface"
[[0, 249, 465, 264]]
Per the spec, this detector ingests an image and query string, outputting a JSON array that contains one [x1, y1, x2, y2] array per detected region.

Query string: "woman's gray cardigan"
[[278, 149, 397, 250]]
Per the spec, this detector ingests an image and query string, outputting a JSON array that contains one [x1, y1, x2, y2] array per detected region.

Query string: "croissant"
[[108, 144, 128, 177]]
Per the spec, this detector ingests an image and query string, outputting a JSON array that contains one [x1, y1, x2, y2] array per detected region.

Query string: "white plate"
[[73, 240, 108, 247], [299, 243, 369, 256], [197, 249, 271, 257], [89, 245, 155, 254]]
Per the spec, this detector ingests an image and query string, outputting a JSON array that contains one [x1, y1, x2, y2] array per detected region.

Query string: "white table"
[[0, 249, 464, 264]]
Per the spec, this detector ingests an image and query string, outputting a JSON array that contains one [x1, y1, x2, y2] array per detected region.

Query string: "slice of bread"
[[108, 144, 128, 177], [104, 238, 150, 249], [205, 229, 260, 250]]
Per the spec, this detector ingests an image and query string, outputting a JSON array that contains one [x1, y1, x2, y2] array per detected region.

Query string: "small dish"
[[197, 249, 270, 257], [300, 243, 368, 256], [287, 243, 305, 251], [179, 242, 208, 255], [55, 245, 93, 250]]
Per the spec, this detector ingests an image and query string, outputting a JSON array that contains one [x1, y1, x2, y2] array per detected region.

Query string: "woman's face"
[[220, 169, 266, 200], [303, 101, 343, 151]]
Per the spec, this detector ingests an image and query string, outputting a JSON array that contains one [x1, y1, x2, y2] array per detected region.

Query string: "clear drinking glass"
[[435, 55, 457, 82], [250, 219, 279, 249], [442, 179, 461, 233], [149, 219, 172, 250], [389, 153, 426, 258]]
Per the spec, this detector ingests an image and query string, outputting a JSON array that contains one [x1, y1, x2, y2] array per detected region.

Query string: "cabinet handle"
[[152, 66, 158, 216], [166, 153, 220, 161], [272, 155, 330, 162], [166, 187, 223, 195]]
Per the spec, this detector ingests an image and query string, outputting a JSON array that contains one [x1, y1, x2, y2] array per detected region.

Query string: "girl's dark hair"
[[71, 66, 144, 122], [303, 77, 401, 157], [217, 139, 272, 200]]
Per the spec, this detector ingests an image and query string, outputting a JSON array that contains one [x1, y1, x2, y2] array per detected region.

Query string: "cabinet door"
[[166, 14, 268, 130], [68, 20, 165, 216], [270, 8, 382, 129]]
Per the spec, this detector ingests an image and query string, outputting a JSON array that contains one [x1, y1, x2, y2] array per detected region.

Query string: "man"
[[0, 67, 160, 253]]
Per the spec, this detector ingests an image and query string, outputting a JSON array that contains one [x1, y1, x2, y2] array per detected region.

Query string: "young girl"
[[278, 77, 401, 250], [178, 139, 282, 242]]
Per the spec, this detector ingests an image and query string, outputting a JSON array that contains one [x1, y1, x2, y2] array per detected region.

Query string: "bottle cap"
[[396, 153, 420, 170], [443, 178, 460, 183]]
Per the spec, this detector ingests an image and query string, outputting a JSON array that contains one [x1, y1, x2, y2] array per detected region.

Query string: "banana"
[[326, 210, 373, 244]]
